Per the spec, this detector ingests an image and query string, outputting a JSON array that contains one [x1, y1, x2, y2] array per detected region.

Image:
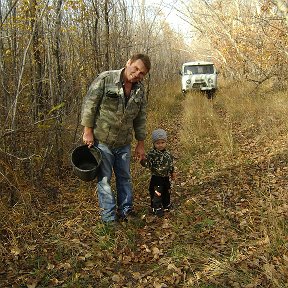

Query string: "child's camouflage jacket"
[[141, 148, 174, 177]]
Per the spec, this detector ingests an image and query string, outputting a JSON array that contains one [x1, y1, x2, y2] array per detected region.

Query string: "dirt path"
[[124, 93, 288, 287]]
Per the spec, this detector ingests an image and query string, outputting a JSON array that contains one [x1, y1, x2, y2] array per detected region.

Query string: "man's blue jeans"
[[96, 143, 133, 222]]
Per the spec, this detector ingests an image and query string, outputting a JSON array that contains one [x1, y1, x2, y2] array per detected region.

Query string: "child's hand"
[[155, 190, 161, 197], [139, 157, 147, 167], [155, 185, 163, 196]]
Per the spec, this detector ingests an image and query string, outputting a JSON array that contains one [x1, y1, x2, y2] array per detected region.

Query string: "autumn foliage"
[[0, 0, 288, 287]]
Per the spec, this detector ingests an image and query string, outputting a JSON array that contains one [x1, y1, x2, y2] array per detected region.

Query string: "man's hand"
[[134, 140, 145, 161], [83, 127, 94, 148]]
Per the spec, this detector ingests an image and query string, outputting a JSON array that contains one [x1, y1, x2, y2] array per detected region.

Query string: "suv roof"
[[183, 61, 214, 66]]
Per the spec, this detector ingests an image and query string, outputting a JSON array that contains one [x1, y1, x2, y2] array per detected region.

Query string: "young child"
[[140, 128, 176, 217]]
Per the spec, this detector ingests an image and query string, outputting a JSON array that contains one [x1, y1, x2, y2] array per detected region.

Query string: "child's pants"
[[148, 175, 171, 209]]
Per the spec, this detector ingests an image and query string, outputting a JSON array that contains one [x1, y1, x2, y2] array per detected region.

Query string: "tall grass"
[[146, 81, 183, 137], [179, 85, 288, 174], [177, 83, 288, 287]]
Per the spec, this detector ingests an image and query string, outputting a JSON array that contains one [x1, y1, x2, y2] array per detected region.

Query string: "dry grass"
[[179, 85, 288, 171]]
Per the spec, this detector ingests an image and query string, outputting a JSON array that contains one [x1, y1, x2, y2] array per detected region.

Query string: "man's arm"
[[81, 74, 106, 147], [81, 75, 105, 130], [133, 85, 147, 144]]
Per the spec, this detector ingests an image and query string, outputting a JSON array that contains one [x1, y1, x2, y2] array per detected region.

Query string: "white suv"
[[181, 61, 217, 97]]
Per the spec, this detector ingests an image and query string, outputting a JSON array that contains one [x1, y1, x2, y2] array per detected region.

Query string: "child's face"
[[154, 139, 167, 151]]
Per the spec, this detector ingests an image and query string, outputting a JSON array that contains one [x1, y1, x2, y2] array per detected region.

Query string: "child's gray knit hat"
[[152, 128, 167, 143]]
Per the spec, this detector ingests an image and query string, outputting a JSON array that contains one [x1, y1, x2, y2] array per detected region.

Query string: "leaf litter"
[[1, 91, 288, 287]]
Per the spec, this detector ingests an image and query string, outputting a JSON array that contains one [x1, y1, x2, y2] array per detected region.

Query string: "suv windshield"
[[184, 64, 214, 75]]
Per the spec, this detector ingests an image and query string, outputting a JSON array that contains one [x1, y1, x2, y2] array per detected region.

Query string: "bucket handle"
[[88, 146, 102, 163]]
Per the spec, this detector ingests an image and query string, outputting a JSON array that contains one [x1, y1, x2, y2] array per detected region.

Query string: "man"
[[81, 53, 151, 222]]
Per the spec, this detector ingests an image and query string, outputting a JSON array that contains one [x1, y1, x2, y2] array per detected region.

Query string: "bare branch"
[[0, 0, 19, 27], [10, 0, 50, 130]]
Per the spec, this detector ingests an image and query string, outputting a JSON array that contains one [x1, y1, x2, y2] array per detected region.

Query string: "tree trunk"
[[0, 1, 9, 127], [54, 0, 64, 177], [30, 0, 45, 121], [104, 0, 110, 70]]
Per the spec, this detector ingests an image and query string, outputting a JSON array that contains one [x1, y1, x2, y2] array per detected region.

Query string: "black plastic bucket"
[[71, 145, 102, 182]]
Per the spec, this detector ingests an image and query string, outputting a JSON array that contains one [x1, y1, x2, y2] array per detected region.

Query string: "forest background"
[[0, 0, 288, 287]]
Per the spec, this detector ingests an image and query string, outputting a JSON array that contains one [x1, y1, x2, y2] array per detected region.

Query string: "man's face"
[[125, 59, 149, 83]]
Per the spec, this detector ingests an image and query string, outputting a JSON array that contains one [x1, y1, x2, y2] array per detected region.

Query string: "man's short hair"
[[130, 53, 151, 71]]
